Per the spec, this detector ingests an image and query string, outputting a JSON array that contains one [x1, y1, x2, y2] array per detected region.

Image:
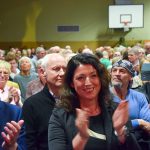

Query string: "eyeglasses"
[[0, 71, 9, 76]]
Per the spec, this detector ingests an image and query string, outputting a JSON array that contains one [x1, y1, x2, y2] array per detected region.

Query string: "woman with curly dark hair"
[[48, 53, 139, 150]]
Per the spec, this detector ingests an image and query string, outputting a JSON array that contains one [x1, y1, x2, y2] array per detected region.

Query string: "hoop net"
[[122, 21, 130, 32]]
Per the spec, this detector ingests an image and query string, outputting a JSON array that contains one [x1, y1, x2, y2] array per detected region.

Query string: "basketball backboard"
[[108, 4, 144, 29]]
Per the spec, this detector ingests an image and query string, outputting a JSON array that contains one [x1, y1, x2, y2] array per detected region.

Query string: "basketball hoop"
[[122, 21, 130, 32]]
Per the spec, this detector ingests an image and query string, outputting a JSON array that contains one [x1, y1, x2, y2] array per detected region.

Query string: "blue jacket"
[[0, 101, 26, 150], [112, 89, 150, 128]]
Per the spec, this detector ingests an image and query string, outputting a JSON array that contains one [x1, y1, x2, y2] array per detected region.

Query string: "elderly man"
[[128, 46, 140, 76], [111, 59, 150, 133], [22, 53, 66, 150], [26, 58, 46, 98], [32, 46, 46, 71]]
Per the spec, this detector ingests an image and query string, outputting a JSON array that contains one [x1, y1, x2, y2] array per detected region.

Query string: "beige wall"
[[0, 0, 149, 50]]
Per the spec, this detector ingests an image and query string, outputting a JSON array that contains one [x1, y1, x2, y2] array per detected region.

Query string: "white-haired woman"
[[0, 60, 22, 107], [14, 56, 38, 102]]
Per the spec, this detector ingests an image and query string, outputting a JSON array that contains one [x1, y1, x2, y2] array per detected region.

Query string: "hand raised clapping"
[[75, 108, 90, 139], [8, 87, 20, 105], [112, 100, 129, 143], [1, 120, 24, 150]]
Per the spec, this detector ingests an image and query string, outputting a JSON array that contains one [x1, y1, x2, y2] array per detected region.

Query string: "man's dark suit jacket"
[[22, 85, 56, 150]]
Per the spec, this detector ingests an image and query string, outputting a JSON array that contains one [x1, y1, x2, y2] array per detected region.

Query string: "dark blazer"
[[48, 105, 143, 150], [22, 85, 56, 150], [0, 101, 26, 150]]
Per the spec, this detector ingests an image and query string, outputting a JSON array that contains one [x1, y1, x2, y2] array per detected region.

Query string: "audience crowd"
[[0, 42, 150, 149]]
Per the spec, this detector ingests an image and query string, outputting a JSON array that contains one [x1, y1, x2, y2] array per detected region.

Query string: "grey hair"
[[35, 47, 45, 54], [18, 56, 32, 69], [41, 53, 64, 69], [0, 60, 11, 74], [128, 46, 140, 55]]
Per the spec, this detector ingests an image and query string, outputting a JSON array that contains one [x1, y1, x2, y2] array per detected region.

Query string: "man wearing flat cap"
[[110, 59, 150, 135]]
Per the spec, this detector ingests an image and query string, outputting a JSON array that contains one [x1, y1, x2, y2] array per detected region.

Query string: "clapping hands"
[[8, 87, 20, 105], [112, 100, 129, 143], [75, 108, 90, 139], [1, 120, 24, 150]]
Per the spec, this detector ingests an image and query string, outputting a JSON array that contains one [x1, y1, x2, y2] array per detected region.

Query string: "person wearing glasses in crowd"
[[0, 60, 22, 107]]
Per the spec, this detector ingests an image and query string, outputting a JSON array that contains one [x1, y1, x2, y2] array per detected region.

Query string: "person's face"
[[0, 53, 5, 60], [37, 65, 46, 85], [31, 48, 35, 54], [20, 59, 31, 72], [128, 53, 138, 63], [145, 44, 150, 54], [16, 51, 21, 60], [27, 49, 31, 56], [0, 67, 9, 89], [111, 67, 132, 88], [8, 59, 18, 71], [71, 64, 101, 102], [37, 50, 46, 59], [44, 56, 66, 89], [138, 51, 145, 60], [114, 52, 121, 57]]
